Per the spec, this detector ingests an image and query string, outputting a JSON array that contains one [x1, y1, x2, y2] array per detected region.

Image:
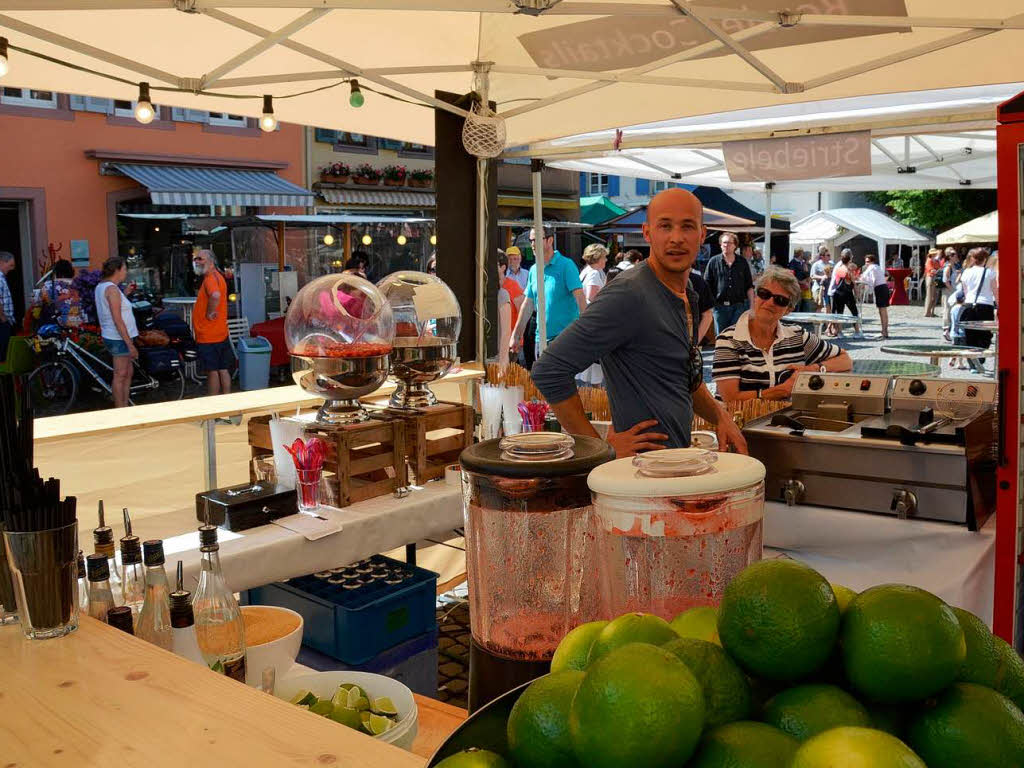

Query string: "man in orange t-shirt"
[[192, 249, 232, 395]]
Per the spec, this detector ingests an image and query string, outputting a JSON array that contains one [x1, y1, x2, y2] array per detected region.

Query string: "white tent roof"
[[937, 211, 998, 244], [790, 208, 933, 247], [2, 3, 1024, 147], [531, 83, 1012, 190]]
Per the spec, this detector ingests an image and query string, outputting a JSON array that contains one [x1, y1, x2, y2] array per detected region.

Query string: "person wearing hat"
[[505, 245, 529, 292]]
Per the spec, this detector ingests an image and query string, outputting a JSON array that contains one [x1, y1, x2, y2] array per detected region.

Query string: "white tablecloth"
[[165, 481, 464, 594], [764, 501, 995, 625]]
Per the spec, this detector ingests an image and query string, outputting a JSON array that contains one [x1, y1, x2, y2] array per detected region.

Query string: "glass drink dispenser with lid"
[[588, 448, 765, 620], [460, 431, 614, 710]]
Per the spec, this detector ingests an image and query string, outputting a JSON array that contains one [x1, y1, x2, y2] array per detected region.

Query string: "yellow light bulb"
[[228, 293, 238, 302], [430, 235, 437, 246], [323, 233, 335, 246], [397, 235, 407, 246], [362, 234, 372, 246]]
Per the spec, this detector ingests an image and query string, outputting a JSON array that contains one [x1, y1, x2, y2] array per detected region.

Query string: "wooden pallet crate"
[[379, 401, 475, 483], [248, 413, 408, 507]]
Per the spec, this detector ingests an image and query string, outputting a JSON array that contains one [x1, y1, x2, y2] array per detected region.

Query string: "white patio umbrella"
[[937, 211, 998, 244], [3, 1, 1023, 355]]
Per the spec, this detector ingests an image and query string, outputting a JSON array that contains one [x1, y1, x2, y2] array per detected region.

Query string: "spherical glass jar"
[[376, 271, 462, 409], [285, 274, 395, 425]]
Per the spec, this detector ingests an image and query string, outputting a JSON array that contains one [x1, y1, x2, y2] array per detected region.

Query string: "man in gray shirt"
[[531, 189, 747, 457]]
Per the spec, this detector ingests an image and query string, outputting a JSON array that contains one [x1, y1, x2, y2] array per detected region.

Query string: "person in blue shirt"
[[509, 226, 586, 357]]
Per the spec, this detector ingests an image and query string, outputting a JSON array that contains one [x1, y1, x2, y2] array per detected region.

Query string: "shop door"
[[0, 203, 28, 323]]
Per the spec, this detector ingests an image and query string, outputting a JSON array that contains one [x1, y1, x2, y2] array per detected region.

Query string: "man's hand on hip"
[[606, 419, 668, 458]]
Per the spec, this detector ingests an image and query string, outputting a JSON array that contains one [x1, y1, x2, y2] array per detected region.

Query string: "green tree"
[[866, 189, 996, 233]]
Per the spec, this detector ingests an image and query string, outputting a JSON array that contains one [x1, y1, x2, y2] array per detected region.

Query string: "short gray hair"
[[756, 265, 801, 308], [195, 248, 216, 265], [840, 248, 853, 258], [582, 243, 609, 265]]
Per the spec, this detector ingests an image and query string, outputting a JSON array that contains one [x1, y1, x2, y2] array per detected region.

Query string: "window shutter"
[[635, 178, 650, 196], [70, 95, 112, 113], [173, 108, 206, 123], [579, 173, 587, 194], [315, 128, 339, 144], [69, 95, 86, 111], [608, 175, 620, 197]]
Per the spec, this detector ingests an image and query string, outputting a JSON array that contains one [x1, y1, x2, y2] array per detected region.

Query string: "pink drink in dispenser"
[[460, 433, 614, 662], [588, 448, 765, 620]]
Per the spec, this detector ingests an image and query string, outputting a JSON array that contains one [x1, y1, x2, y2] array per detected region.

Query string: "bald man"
[[531, 189, 747, 456]]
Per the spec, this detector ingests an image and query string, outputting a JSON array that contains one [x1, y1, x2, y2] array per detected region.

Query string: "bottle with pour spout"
[[120, 509, 146, 622], [92, 500, 122, 604], [170, 561, 206, 666], [192, 517, 246, 682], [136, 539, 172, 650]]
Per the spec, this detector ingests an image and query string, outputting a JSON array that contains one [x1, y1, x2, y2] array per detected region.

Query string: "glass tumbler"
[[295, 467, 323, 513], [3, 522, 80, 639]]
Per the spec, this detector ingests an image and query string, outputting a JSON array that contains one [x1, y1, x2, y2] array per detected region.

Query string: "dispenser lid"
[[460, 433, 614, 478], [588, 448, 765, 497]]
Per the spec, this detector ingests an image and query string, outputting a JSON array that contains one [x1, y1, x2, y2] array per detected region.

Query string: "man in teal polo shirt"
[[509, 227, 586, 361]]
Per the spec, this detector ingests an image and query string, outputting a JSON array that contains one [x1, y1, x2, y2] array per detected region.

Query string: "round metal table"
[[783, 312, 861, 336], [880, 343, 994, 368]]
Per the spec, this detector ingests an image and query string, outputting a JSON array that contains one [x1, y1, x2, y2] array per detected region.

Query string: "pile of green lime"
[[289, 682, 400, 737], [439, 559, 1024, 768]]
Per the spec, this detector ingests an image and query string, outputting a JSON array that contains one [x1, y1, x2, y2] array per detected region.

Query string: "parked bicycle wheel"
[[26, 360, 78, 416], [129, 367, 186, 406]]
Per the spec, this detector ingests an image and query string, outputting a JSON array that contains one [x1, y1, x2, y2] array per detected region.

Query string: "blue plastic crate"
[[297, 627, 439, 697], [246, 554, 438, 664]]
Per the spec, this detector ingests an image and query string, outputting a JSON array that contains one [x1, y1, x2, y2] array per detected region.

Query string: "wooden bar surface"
[[0, 617, 426, 768], [34, 368, 483, 444], [409, 695, 469, 760]]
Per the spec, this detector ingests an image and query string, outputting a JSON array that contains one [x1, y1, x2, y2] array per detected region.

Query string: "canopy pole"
[[473, 67, 491, 366], [764, 182, 773, 264], [532, 158, 547, 355], [277, 221, 286, 271]]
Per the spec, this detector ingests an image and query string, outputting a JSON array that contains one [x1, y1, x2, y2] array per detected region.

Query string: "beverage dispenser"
[[460, 432, 613, 710], [588, 448, 765, 620]]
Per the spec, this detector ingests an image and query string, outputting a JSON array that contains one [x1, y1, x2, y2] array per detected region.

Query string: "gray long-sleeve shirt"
[[531, 262, 700, 448]]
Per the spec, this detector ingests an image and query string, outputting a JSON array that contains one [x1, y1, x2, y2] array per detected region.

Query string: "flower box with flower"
[[319, 162, 350, 184], [408, 169, 434, 188], [382, 165, 408, 187], [352, 163, 382, 185]]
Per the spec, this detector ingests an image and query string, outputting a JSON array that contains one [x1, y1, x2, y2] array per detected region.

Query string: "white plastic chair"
[[227, 317, 251, 360], [906, 278, 923, 302]]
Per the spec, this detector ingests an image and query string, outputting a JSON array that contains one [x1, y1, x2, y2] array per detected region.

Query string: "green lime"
[[363, 712, 395, 736], [328, 705, 362, 730], [762, 684, 871, 741], [587, 613, 678, 663], [954, 607, 1002, 688], [371, 696, 398, 717], [688, 721, 799, 768], [662, 637, 751, 728], [570, 642, 705, 768], [551, 621, 608, 673], [907, 682, 1024, 768], [831, 583, 857, 615], [791, 727, 926, 768], [670, 606, 721, 645], [842, 585, 965, 702], [289, 689, 317, 706], [717, 559, 840, 681], [507, 670, 585, 768], [433, 749, 510, 768], [309, 700, 334, 717], [994, 635, 1024, 711]]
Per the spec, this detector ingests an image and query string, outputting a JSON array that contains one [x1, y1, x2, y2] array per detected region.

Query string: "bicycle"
[[26, 326, 186, 416]]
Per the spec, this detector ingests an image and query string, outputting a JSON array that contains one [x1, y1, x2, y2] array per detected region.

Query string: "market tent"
[[595, 204, 755, 233], [580, 195, 627, 226], [690, 186, 789, 234], [937, 211, 998, 245], [790, 207, 932, 267]]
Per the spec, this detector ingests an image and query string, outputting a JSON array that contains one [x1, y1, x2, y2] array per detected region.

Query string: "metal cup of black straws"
[[2, 522, 79, 639], [0, 524, 18, 625]]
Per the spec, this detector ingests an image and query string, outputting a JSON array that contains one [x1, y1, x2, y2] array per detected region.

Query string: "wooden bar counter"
[[0, 617, 464, 768]]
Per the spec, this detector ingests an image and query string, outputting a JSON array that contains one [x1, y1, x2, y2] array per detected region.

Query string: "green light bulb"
[[349, 90, 365, 108]]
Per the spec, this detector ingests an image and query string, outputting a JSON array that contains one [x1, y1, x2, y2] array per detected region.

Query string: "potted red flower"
[[352, 163, 382, 185], [382, 165, 408, 187], [408, 169, 434, 188], [319, 162, 350, 184]]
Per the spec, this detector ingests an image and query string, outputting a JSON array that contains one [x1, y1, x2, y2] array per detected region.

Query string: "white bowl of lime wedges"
[[275, 670, 419, 751]]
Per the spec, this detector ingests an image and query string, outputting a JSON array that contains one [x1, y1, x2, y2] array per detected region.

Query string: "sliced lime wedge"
[[309, 700, 334, 717], [370, 696, 398, 716], [328, 705, 362, 730], [363, 713, 395, 736], [289, 689, 317, 707]]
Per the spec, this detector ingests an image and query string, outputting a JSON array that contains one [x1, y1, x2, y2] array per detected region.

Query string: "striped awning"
[[318, 188, 435, 208], [112, 164, 314, 208]]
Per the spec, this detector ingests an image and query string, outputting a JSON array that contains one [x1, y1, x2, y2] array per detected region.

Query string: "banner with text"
[[723, 131, 872, 183]]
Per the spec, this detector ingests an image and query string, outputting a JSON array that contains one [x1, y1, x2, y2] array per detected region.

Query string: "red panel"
[[994, 99, 1024, 641]]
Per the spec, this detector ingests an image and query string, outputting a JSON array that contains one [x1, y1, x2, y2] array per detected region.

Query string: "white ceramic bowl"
[[275, 670, 419, 751], [242, 605, 304, 687]]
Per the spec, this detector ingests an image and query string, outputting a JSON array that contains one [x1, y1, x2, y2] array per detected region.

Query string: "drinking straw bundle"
[[478, 385, 504, 439], [518, 400, 550, 432], [0, 376, 77, 533]]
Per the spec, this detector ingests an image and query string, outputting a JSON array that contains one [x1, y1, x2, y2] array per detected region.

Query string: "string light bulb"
[[228, 293, 238, 303], [0, 38, 9, 79], [430, 234, 437, 246], [323, 233, 335, 246], [259, 94, 277, 132], [396, 234, 407, 246], [134, 82, 155, 124], [361, 234, 372, 246], [349, 79, 364, 108]]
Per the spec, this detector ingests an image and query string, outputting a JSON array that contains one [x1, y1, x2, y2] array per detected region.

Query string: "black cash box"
[[195, 482, 297, 531]]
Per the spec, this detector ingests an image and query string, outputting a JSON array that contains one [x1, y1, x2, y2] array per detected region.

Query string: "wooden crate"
[[248, 413, 408, 507], [380, 401, 475, 483]]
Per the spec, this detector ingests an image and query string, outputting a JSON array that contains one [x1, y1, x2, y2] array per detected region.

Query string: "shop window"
[[112, 99, 160, 121], [398, 141, 433, 158], [652, 180, 671, 193], [207, 112, 248, 127], [315, 128, 378, 154], [587, 173, 609, 195], [1, 88, 57, 109]]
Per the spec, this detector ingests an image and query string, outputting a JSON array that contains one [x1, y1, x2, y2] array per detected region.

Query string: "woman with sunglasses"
[[713, 266, 851, 402]]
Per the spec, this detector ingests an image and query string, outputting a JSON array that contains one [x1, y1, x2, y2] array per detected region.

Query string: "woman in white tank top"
[[94, 257, 138, 407]]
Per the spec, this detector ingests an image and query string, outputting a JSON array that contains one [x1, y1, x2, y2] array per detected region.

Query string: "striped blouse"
[[713, 311, 840, 391]]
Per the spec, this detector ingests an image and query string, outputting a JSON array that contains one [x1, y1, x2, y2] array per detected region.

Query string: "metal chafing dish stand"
[[742, 373, 996, 530]]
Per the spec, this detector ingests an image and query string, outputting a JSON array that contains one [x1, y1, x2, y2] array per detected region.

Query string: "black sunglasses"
[[756, 287, 791, 308]]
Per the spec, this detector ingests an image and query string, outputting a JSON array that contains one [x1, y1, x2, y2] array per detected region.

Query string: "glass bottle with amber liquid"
[[192, 524, 246, 682]]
